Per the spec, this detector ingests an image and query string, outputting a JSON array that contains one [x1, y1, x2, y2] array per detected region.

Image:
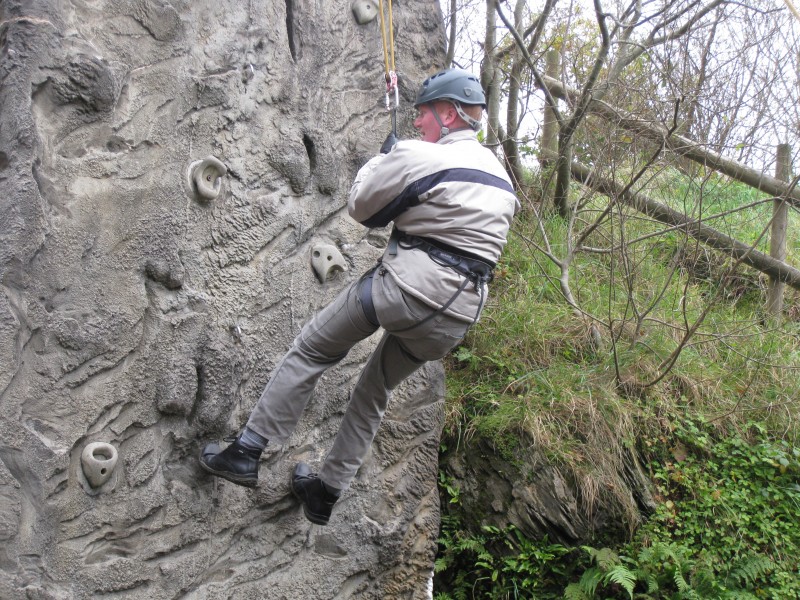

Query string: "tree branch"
[[539, 74, 800, 206]]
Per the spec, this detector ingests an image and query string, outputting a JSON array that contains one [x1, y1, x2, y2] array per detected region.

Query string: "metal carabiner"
[[384, 70, 398, 111]]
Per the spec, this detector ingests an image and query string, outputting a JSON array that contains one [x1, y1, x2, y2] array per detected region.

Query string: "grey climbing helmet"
[[414, 68, 486, 108]]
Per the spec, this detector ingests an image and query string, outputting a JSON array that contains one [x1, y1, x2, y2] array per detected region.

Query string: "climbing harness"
[[377, 0, 399, 149], [394, 231, 495, 284], [357, 229, 495, 333]]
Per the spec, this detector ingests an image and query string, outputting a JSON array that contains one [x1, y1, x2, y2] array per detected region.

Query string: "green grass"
[[436, 170, 800, 598]]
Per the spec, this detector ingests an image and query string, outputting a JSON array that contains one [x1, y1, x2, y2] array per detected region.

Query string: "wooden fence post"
[[767, 143, 791, 320]]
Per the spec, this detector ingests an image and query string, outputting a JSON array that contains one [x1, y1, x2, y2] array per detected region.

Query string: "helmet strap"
[[450, 101, 482, 132], [428, 103, 449, 139], [427, 102, 481, 140]]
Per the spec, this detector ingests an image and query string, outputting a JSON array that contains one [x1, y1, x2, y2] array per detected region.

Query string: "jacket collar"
[[437, 129, 479, 144]]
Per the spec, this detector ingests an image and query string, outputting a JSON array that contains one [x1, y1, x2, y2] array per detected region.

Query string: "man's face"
[[414, 102, 448, 143]]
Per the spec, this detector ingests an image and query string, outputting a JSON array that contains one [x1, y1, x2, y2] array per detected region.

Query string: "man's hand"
[[380, 132, 399, 154]]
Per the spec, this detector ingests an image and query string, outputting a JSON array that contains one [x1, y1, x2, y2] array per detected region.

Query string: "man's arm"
[[347, 141, 432, 227]]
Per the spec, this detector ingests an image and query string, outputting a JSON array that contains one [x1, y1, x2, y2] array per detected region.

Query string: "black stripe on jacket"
[[360, 168, 515, 228]]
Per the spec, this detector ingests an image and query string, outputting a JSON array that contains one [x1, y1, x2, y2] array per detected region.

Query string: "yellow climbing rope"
[[378, 0, 398, 112]]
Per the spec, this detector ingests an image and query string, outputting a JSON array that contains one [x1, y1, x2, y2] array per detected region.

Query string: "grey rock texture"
[[0, 0, 447, 597], [441, 437, 657, 546]]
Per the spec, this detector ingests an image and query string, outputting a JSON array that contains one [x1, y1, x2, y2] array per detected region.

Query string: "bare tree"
[[441, 0, 800, 388]]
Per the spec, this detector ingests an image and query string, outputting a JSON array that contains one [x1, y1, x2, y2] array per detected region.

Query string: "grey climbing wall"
[[0, 0, 447, 597]]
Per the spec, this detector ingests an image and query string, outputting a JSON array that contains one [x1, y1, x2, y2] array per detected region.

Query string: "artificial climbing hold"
[[81, 442, 118, 488], [351, 0, 378, 24], [311, 244, 347, 283], [187, 156, 227, 201]]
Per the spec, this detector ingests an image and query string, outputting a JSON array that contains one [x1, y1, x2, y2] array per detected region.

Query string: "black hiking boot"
[[199, 436, 261, 488], [291, 462, 341, 525]]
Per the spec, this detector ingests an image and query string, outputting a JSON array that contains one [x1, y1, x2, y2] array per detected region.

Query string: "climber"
[[199, 67, 519, 526]]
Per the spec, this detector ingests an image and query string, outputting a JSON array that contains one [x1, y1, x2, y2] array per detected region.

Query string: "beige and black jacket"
[[348, 130, 519, 323]]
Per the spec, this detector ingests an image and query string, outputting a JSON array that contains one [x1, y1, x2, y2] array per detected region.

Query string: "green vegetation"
[[433, 173, 800, 598], [435, 521, 575, 599]]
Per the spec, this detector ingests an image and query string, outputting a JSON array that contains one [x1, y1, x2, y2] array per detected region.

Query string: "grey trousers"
[[245, 268, 472, 490]]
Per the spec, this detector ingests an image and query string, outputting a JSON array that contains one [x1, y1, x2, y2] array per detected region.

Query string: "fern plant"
[[564, 541, 788, 599], [564, 546, 638, 599]]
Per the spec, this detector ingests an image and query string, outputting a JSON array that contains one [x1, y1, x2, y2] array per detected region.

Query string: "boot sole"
[[199, 456, 258, 488], [302, 506, 329, 526], [291, 487, 330, 525]]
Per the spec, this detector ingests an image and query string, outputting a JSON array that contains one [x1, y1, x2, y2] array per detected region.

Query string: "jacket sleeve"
[[347, 142, 426, 228]]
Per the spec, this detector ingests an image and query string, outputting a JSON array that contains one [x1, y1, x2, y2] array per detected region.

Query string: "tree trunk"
[[502, 0, 526, 188], [446, 0, 457, 66], [555, 135, 573, 218], [482, 0, 501, 150], [539, 49, 560, 212]]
